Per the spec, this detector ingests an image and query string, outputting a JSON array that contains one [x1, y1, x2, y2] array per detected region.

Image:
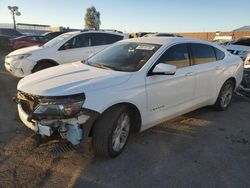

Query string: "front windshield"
[[43, 33, 75, 48], [85, 42, 161, 72]]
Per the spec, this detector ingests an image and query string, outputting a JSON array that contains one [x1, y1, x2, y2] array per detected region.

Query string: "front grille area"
[[17, 91, 40, 115]]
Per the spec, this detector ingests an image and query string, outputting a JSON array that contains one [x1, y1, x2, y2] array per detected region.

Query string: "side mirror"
[[152, 63, 176, 75]]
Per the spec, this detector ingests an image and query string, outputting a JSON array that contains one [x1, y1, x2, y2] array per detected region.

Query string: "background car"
[[0, 28, 24, 51], [0, 28, 23, 38], [10, 35, 45, 50], [5, 30, 129, 77], [0, 35, 11, 51], [212, 35, 233, 45], [223, 36, 250, 68], [143, 33, 182, 37], [42, 31, 65, 42]]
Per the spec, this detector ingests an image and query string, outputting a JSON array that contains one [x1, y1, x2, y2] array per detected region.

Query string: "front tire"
[[214, 80, 234, 111], [92, 105, 131, 158]]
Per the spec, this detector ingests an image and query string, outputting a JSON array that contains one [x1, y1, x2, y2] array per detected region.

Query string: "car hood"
[[17, 61, 132, 96], [223, 44, 250, 52], [7, 45, 43, 56]]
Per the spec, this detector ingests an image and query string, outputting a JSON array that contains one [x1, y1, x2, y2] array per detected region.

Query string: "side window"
[[64, 34, 91, 49], [214, 47, 225, 60], [38, 36, 44, 41], [76, 34, 91, 48], [156, 43, 190, 68], [190, 43, 216, 64], [91, 33, 123, 46], [27, 36, 36, 41], [91, 33, 106, 46], [104, 34, 123, 44]]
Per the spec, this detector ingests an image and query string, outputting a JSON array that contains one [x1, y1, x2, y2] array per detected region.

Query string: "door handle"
[[185, 72, 193, 76]]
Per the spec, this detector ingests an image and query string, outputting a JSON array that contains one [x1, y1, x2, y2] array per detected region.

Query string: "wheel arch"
[[32, 59, 59, 73], [225, 77, 236, 90], [89, 102, 142, 136]]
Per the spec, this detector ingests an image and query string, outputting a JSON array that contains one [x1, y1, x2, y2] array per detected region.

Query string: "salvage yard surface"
[[0, 51, 250, 188]]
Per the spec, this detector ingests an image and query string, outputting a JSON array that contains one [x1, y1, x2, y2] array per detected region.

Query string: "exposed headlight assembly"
[[33, 94, 85, 119]]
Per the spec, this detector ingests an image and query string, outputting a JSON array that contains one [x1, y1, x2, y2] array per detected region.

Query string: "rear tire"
[[214, 80, 234, 111], [92, 105, 131, 158], [32, 62, 57, 73]]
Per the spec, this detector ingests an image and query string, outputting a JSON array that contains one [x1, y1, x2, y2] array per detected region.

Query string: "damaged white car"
[[16, 37, 243, 158]]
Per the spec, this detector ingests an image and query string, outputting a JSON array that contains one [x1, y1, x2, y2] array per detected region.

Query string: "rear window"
[[214, 47, 225, 60], [190, 43, 216, 64]]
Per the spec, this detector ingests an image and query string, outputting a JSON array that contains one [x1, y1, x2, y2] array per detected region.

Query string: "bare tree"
[[84, 6, 101, 30]]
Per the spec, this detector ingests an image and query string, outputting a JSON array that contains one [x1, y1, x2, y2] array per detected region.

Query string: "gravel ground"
[[0, 51, 250, 188]]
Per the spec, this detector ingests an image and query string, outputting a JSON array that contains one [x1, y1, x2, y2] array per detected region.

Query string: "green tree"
[[84, 6, 101, 30]]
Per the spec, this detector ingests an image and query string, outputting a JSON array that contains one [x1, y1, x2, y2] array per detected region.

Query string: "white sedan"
[[16, 37, 243, 158]]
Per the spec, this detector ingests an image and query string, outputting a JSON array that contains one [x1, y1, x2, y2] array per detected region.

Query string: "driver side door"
[[59, 33, 95, 64], [145, 43, 196, 127]]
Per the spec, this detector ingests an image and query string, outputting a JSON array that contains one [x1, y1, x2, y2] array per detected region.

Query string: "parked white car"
[[223, 36, 250, 68], [212, 35, 233, 45], [5, 30, 128, 77], [16, 37, 243, 158]]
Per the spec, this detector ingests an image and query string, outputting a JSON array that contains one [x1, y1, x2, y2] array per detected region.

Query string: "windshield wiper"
[[89, 63, 116, 70]]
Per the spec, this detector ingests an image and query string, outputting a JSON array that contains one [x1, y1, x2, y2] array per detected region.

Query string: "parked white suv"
[[16, 37, 243, 158], [5, 30, 128, 77]]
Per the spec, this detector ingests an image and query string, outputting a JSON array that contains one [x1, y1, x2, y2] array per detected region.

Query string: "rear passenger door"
[[189, 43, 224, 105]]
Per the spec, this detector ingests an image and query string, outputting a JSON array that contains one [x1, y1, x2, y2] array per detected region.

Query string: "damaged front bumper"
[[17, 104, 99, 145], [5, 62, 25, 77]]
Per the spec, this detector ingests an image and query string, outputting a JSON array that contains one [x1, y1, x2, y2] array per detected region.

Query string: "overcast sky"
[[0, 0, 249, 32]]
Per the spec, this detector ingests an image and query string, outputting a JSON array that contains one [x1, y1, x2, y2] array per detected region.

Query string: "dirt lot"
[[0, 51, 250, 188]]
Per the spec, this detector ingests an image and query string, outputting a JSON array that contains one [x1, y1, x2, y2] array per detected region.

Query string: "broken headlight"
[[33, 94, 85, 119]]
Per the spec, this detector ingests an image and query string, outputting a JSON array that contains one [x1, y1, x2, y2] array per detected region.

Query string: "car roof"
[[64, 30, 125, 37], [120, 37, 213, 45], [26, 35, 42, 37], [15, 35, 42, 39]]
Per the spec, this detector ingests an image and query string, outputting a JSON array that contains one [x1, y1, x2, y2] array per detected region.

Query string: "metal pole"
[[12, 11, 16, 30]]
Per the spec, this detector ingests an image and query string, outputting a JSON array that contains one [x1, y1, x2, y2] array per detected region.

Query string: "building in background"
[[0, 23, 80, 35], [51, 26, 80, 32], [16, 23, 51, 34]]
